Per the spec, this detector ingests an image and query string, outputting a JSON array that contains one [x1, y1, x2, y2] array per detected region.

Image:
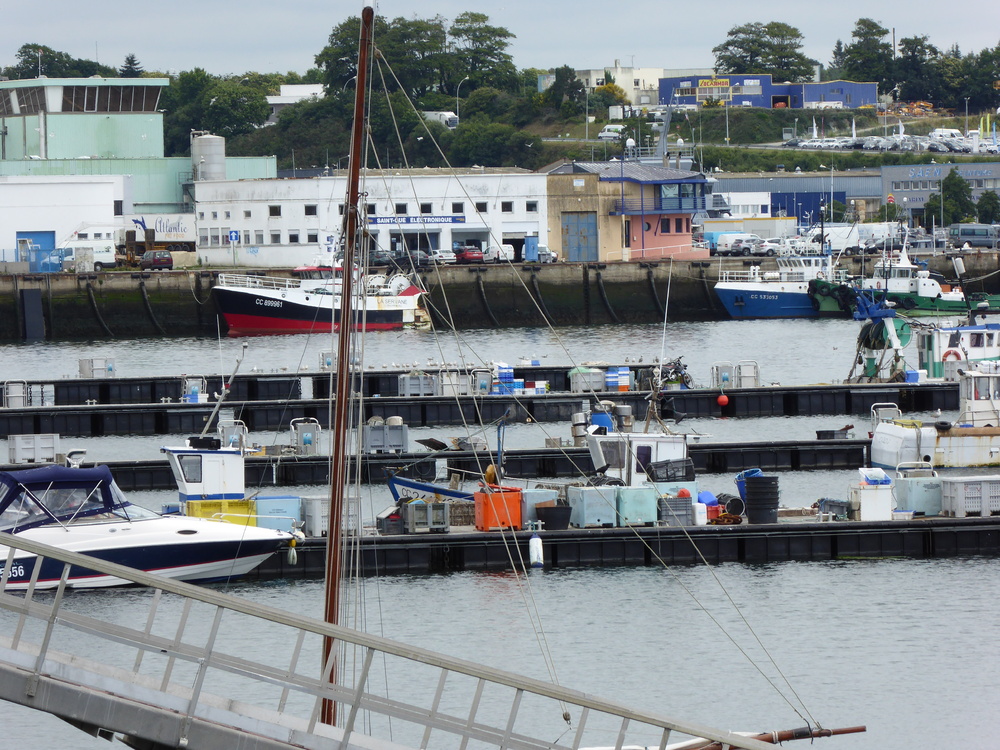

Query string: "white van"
[[597, 125, 625, 141], [484, 243, 515, 263], [59, 239, 117, 272]]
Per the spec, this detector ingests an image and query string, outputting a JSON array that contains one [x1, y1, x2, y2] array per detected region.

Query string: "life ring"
[[875, 281, 881, 289], [816, 272, 825, 280], [942, 349, 963, 362]]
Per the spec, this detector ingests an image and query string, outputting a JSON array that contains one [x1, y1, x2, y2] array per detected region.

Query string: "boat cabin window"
[[178, 455, 203, 483], [634, 445, 652, 473], [971, 333, 985, 347], [41, 487, 105, 520], [0, 491, 50, 531], [973, 377, 995, 400], [948, 332, 961, 347]]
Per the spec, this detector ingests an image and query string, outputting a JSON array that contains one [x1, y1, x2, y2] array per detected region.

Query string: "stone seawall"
[[1, 254, 997, 341]]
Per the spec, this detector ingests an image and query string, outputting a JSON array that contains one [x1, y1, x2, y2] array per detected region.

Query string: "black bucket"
[[744, 475, 779, 524], [535, 505, 571, 531]]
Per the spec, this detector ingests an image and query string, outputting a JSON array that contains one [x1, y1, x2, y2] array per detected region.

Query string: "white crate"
[[941, 476, 1000, 517], [9, 433, 59, 464]]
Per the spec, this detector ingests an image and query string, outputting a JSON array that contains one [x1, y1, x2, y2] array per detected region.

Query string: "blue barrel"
[[735, 468, 764, 501]]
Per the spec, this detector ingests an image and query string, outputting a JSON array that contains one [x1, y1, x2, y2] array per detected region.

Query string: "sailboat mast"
[[322, 3, 373, 725]]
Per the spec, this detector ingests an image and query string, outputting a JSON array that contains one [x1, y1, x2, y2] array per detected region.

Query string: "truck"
[[422, 111, 459, 129], [806, 222, 903, 254]]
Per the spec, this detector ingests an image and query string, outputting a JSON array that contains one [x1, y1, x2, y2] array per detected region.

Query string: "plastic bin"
[[186, 499, 256, 526], [735, 468, 764, 501]]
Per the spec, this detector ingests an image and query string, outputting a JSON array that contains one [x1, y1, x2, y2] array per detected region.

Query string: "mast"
[[322, 3, 373, 726]]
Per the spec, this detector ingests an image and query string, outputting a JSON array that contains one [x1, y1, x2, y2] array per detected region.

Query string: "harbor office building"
[[658, 75, 878, 110], [193, 168, 548, 268], [881, 162, 1000, 228], [546, 162, 710, 262]]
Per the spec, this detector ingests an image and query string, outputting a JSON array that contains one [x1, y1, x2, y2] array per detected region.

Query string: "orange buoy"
[[717, 394, 729, 406]]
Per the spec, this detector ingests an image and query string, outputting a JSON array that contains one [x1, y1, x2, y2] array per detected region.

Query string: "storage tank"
[[191, 133, 227, 181]]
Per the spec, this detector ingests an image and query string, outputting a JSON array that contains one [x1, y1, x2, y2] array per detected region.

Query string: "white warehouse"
[[194, 167, 548, 268]]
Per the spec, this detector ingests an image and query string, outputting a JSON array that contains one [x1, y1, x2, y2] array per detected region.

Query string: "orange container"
[[706, 504, 722, 521], [474, 488, 522, 531]]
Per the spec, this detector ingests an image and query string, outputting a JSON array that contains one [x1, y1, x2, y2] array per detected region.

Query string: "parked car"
[[751, 238, 785, 257], [366, 248, 393, 266], [390, 249, 430, 269], [139, 249, 173, 270], [428, 248, 457, 264], [454, 245, 484, 264]]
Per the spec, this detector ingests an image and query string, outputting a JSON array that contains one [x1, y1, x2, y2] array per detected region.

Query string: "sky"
[[2, 1, 996, 79]]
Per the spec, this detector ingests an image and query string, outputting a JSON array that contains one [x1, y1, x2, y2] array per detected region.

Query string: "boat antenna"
[[322, 3, 373, 727], [199, 341, 248, 436]]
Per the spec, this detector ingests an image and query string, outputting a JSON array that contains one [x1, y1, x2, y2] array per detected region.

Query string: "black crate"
[[647, 457, 695, 482]]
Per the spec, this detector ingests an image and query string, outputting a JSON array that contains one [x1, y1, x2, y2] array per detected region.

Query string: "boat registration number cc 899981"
[[256, 298, 284, 308]]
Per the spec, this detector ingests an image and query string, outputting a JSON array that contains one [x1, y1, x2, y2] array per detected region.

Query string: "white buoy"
[[529, 532, 544, 568]]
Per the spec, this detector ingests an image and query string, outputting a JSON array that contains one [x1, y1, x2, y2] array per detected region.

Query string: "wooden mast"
[[322, 3, 373, 726]]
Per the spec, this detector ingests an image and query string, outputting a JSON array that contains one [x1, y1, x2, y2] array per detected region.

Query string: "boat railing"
[[718, 268, 762, 282], [0, 533, 778, 750], [217, 273, 299, 291]]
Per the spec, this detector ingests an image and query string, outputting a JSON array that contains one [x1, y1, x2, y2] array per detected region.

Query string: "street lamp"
[[965, 97, 970, 136], [456, 76, 470, 120]]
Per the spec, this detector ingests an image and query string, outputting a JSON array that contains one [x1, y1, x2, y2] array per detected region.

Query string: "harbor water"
[[1, 319, 997, 749]]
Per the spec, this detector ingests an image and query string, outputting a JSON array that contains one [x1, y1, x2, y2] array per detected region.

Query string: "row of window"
[[891, 178, 999, 191], [197, 200, 540, 221], [198, 228, 321, 246]]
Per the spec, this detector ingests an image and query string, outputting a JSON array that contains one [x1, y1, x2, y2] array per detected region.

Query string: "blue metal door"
[[561, 213, 597, 262], [16, 231, 56, 272]]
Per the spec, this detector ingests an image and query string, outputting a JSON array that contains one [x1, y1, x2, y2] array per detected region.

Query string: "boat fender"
[[818, 285, 830, 296], [934, 420, 952, 431], [529, 533, 544, 568], [942, 349, 963, 362], [902, 297, 917, 310]]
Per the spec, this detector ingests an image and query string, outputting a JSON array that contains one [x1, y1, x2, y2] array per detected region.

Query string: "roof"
[[549, 160, 705, 184], [0, 76, 168, 90]]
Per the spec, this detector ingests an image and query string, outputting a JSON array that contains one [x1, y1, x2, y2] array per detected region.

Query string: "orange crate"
[[474, 488, 522, 531]]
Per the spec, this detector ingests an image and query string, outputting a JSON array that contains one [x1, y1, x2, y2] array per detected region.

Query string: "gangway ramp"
[[0, 534, 777, 750]]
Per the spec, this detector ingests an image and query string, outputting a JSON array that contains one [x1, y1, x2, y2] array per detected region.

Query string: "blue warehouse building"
[[658, 74, 878, 110]]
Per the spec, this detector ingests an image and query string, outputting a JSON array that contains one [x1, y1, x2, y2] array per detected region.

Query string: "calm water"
[[3, 322, 997, 749], [5, 559, 1000, 750]]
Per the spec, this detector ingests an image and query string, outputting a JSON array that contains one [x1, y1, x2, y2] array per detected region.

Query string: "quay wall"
[[1, 253, 998, 340]]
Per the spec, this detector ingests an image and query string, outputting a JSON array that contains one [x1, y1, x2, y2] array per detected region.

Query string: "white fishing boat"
[[871, 361, 1000, 468], [714, 252, 849, 318]]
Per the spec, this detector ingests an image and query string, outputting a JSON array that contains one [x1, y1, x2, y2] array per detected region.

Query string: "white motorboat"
[[0, 463, 291, 590]]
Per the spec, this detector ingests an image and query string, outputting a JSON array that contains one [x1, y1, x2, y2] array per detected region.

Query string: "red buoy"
[[717, 393, 729, 406]]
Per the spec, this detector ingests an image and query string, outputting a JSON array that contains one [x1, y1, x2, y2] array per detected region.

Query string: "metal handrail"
[[0, 533, 776, 750]]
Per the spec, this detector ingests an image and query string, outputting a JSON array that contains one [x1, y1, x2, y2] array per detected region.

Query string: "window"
[[113, 200, 123, 216], [77, 233, 89, 240], [210, 229, 221, 246], [254, 230, 264, 244], [244, 210, 252, 219], [305, 204, 318, 216], [476, 201, 488, 213], [501, 201, 513, 213], [526, 201, 538, 213], [269, 205, 281, 217], [338, 204, 345, 216], [288, 231, 300, 244], [307, 231, 318, 243], [395, 203, 408, 215], [198, 212, 205, 219], [367, 203, 376, 215], [243, 231, 251, 244], [270, 231, 281, 244], [420, 203, 432, 214], [452, 202, 464, 214], [660, 218, 671, 233], [211, 211, 218, 220], [221, 227, 231, 246], [624, 219, 631, 248], [178, 455, 203, 483], [675, 218, 683, 233], [198, 228, 208, 246], [224, 211, 231, 219]]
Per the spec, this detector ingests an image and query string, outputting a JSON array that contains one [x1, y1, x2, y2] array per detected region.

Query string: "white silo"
[[191, 133, 227, 181]]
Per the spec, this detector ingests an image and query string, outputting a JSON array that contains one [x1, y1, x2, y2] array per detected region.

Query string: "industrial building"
[[658, 74, 878, 111]]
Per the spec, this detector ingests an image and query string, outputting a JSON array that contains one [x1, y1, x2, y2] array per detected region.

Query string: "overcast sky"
[[3, 1, 996, 78]]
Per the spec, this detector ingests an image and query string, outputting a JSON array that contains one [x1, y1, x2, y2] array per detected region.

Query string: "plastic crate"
[[646, 457, 695, 482], [186, 499, 256, 526], [657, 496, 693, 526], [941, 476, 1000, 517]]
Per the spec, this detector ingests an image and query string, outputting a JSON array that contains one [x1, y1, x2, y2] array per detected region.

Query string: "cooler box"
[[521, 488, 560, 525], [566, 485, 617, 528], [848, 482, 894, 521], [186, 499, 256, 526], [255, 495, 302, 532], [475, 488, 522, 531], [616, 487, 658, 527]]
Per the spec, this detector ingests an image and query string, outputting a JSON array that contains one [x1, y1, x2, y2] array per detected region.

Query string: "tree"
[[923, 167, 977, 227], [119, 53, 144, 78], [2, 43, 116, 79], [826, 40, 847, 79], [978, 191, 1000, 224], [895, 36, 942, 102], [542, 65, 584, 111], [378, 16, 449, 99], [315, 14, 391, 94], [712, 22, 814, 82], [841, 18, 894, 93], [449, 12, 518, 92], [201, 80, 270, 139]]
